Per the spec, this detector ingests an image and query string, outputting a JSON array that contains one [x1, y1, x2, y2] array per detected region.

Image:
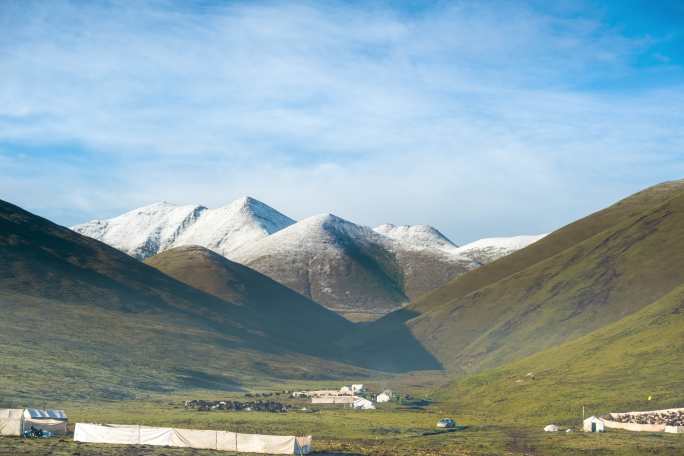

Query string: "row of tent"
[[0, 409, 68, 436], [74, 423, 312, 454], [1, 409, 312, 454]]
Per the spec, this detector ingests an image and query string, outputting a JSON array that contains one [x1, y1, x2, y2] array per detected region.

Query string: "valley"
[[2, 180, 684, 455]]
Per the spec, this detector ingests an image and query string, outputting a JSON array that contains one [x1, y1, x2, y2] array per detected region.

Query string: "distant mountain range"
[[73, 198, 545, 320]]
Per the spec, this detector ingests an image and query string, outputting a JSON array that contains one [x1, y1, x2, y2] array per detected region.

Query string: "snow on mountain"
[[233, 214, 475, 320], [71, 202, 207, 259], [72, 197, 294, 260], [453, 234, 548, 264], [73, 197, 545, 320], [373, 224, 458, 251], [173, 197, 295, 257]]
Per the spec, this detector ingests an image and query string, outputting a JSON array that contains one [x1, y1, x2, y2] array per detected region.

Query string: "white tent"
[[543, 424, 559, 432], [0, 409, 24, 436], [352, 397, 375, 410], [583, 416, 605, 433], [0, 409, 68, 436], [312, 396, 355, 405], [23, 409, 68, 435], [74, 423, 312, 455], [339, 386, 353, 395], [376, 392, 391, 403]]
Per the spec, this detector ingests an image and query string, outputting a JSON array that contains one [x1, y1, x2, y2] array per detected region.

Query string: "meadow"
[[2, 386, 684, 456]]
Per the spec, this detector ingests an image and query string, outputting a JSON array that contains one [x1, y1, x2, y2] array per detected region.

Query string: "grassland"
[[443, 282, 684, 426], [2, 394, 684, 455]]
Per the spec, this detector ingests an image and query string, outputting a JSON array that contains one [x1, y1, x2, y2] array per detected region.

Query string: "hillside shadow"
[[340, 309, 443, 373]]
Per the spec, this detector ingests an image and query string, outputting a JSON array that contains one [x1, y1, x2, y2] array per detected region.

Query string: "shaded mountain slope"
[[349, 179, 684, 373], [144, 245, 354, 344], [232, 214, 475, 321], [445, 281, 684, 424], [0, 199, 367, 399]]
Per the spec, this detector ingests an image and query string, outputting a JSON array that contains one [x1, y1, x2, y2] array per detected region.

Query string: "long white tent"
[[74, 423, 312, 454]]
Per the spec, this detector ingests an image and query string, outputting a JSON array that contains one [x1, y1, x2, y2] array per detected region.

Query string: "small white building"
[[583, 416, 605, 433], [376, 391, 391, 403], [339, 386, 352, 395], [351, 384, 365, 394], [352, 397, 375, 410]]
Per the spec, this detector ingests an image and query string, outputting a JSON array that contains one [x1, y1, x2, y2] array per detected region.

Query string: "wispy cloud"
[[1, 0, 683, 242]]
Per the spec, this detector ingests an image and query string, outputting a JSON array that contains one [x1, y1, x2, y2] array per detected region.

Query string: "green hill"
[[349, 179, 684, 373], [144, 245, 354, 349], [0, 200, 367, 401], [445, 281, 684, 424]]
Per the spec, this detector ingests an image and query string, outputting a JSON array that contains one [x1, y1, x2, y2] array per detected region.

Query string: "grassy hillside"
[[348, 180, 684, 373], [445, 281, 684, 424], [412, 178, 684, 316], [144, 245, 354, 348], [0, 200, 368, 400]]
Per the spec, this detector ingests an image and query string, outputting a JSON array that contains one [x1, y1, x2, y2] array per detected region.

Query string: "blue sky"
[[1, 0, 683, 243]]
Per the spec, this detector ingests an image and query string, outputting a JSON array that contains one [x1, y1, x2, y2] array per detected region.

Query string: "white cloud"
[[1, 0, 683, 242]]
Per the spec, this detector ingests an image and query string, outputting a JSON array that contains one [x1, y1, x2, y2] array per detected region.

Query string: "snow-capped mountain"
[[232, 214, 476, 320], [73, 197, 545, 320], [72, 197, 294, 260], [373, 224, 458, 251], [453, 234, 548, 264], [373, 223, 545, 265]]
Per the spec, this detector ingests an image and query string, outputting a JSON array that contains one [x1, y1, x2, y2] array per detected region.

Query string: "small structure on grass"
[[0, 409, 24, 436], [376, 391, 392, 403], [352, 397, 375, 410], [543, 424, 559, 432], [311, 396, 355, 406], [583, 416, 605, 433], [0, 409, 68, 436]]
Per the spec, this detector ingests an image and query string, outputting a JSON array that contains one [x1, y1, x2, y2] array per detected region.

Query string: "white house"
[[583, 416, 605, 433], [376, 391, 391, 403], [352, 397, 375, 410], [339, 386, 353, 395], [351, 384, 365, 394]]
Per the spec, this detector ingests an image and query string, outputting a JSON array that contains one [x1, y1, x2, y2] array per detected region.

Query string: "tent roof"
[[25, 409, 67, 420]]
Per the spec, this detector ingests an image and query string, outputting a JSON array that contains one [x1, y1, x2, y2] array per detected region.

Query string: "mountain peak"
[[228, 195, 259, 209], [73, 197, 295, 260]]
